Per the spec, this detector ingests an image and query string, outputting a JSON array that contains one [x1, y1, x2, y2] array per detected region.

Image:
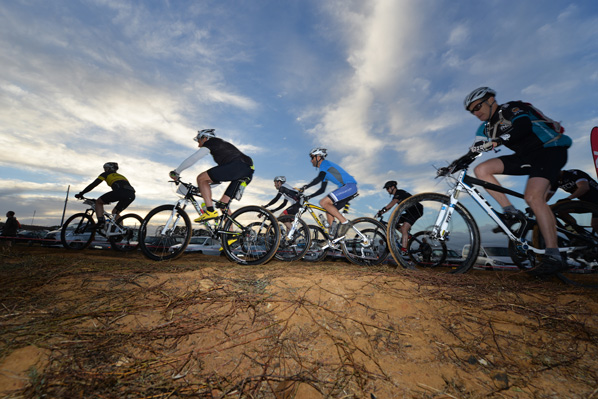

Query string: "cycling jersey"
[[264, 183, 300, 213], [203, 137, 253, 166], [550, 169, 598, 202], [474, 101, 571, 154], [318, 160, 357, 187], [82, 172, 135, 194]]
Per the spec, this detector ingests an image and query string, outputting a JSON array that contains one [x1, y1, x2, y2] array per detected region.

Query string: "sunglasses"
[[469, 100, 487, 114]]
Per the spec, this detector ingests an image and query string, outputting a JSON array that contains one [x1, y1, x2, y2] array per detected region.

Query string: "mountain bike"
[[138, 179, 280, 265], [286, 195, 388, 265], [386, 151, 598, 286], [61, 197, 143, 251], [376, 215, 446, 267]]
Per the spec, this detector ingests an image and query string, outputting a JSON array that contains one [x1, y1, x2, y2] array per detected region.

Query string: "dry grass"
[[1, 247, 598, 398]]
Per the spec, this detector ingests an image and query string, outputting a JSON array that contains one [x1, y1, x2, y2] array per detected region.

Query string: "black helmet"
[[383, 180, 397, 189], [103, 162, 119, 172]]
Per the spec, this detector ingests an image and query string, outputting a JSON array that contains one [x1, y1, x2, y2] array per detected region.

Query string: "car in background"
[[169, 235, 222, 255], [42, 228, 110, 249], [463, 245, 521, 270], [434, 248, 464, 266], [17, 230, 49, 245]]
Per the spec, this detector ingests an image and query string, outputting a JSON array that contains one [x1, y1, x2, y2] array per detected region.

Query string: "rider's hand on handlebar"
[[75, 193, 84, 199], [169, 170, 180, 181], [436, 166, 450, 177]]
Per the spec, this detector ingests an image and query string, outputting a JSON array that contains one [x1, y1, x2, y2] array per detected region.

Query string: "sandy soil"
[[1, 247, 597, 398]]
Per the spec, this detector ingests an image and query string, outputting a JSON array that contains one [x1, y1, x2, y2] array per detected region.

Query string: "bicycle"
[[386, 150, 598, 285], [61, 197, 143, 251], [376, 215, 446, 267], [282, 194, 388, 266], [138, 178, 281, 265]]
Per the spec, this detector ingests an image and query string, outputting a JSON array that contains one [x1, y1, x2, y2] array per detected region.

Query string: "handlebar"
[[436, 151, 481, 177]]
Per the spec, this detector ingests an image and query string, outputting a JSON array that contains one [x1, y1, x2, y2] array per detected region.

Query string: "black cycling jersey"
[[551, 169, 598, 202], [392, 189, 412, 203], [264, 183, 300, 213], [203, 137, 253, 166], [475, 101, 571, 155], [81, 172, 135, 194]]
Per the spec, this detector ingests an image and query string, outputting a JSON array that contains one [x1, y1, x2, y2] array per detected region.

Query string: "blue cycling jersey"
[[319, 159, 357, 187]]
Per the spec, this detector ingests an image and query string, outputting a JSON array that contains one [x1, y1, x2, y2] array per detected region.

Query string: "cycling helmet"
[[383, 180, 397, 189], [309, 147, 327, 158], [194, 128, 216, 142], [463, 87, 496, 110], [274, 176, 286, 183], [103, 162, 119, 172]]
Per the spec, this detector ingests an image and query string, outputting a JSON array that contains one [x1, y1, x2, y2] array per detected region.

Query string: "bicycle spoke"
[[139, 205, 192, 261]]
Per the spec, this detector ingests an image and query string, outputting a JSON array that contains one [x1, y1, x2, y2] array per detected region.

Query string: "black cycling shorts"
[[207, 160, 254, 198], [499, 147, 568, 184], [398, 203, 424, 226], [100, 189, 136, 213], [283, 203, 301, 216]]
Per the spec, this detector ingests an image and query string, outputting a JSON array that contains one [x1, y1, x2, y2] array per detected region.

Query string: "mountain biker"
[[375, 181, 422, 255], [75, 162, 136, 228], [464, 86, 572, 274], [263, 176, 301, 217], [546, 169, 598, 232], [169, 129, 254, 223], [300, 147, 357, 238]]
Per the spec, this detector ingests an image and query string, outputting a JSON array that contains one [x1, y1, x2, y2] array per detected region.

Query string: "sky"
[[1, 0, 598, 245]]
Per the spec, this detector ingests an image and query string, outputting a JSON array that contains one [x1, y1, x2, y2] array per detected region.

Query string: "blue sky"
[[1, 0, 598, 245]]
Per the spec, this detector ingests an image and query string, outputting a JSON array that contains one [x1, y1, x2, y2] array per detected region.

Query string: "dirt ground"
[[1, 247, 597, 398]]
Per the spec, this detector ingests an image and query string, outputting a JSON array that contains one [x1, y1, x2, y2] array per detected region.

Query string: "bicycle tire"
[[550, 200, 598, 287], [341, 217, 389, 266], [407, 230, 447, 268], [303, 225, 329, 262], [275, 215, 311, 261], [221, 206, 280, 265], [110, 213, 143, 252], [61, 213, 95, 250], [139, 204, 192, 261], [387, 193, 480, 273]]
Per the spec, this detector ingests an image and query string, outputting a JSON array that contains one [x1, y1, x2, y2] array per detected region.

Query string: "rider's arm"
[[174, 148, 210, 174], [302, 171, 326, 191], [567, 180, 590, 200], [504, 114, 533, 145], [305, 181, 327, 199], [79, 178, 102, 195], [263, 192, 283, 208], [270, 199, 288, 213]]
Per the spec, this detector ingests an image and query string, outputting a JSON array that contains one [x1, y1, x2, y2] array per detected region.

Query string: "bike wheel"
[[550, 201, 598, 287], [61, 213, 95, 250], [275, 215, 311, 261], [109, 213, 143, 252], [139, 205, 192, 261], [407, 231, 447, 268], [387, 193, 480, 273], [221, 206, 280, 265], [303, 225, 329, 262], [341, 217, 389, 266]]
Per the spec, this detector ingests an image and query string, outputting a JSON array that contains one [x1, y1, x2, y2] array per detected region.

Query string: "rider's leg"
[[95, 199, 106, 221], [197, 171, 214, 209], [525, 177, 558, 248], [473, 158, 513, 209], [320, 197, 347, 224], [400, 222, 412, 249]]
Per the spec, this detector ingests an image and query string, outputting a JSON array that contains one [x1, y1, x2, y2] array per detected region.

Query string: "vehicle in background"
[[463, 245, 521, 270], [16, 230, 49, 245], [169, 235, 222, 256], [42, 229, 110, 249], [433, 248, 465, 266]]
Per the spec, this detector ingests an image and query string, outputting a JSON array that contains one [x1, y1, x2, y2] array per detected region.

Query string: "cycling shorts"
[[283, 203, 301, 216], [207, 160, 255, 198], [398, 203, 424, 226], [100, 189, 136, 213], [328, 183, 358, 210], [499, 147, 568, 184]]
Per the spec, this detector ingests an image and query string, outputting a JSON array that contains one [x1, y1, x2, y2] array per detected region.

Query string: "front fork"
[[432, 190, 461, 240]]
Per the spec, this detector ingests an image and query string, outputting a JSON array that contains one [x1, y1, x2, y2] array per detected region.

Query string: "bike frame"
[[432, 169, 548, 254], [81, 199, 129, 238]]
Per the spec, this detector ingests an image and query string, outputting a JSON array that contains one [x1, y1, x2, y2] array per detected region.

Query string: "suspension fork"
[[159, 200, 187, 235], [285, 208, 306, 240], [432, 185, 464, 240]]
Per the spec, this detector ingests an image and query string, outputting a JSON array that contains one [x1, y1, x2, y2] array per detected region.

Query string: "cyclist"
[[547, 169, 598, 232], [300, 147, 357, 238], [169, 129, 254, 222], [464, 86, 572, 274], [375, 180, 422, 255], [263, 176, 301, 217], [75, 162, 136, 229]]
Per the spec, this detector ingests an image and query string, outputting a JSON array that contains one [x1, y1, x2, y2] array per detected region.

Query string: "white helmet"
[[274, 176, 286, 183], [103, 162, 118, 172], [309, 147, 327, 158], [464, 87, 496, 110], [194, 128, 216, 142]]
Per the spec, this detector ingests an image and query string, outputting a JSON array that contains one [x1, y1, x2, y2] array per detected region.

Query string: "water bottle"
[[329, 221, 338, 237], [201, 202, 207, 214], [235, 181, 247, 200], [319, 214, 330, 228]]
